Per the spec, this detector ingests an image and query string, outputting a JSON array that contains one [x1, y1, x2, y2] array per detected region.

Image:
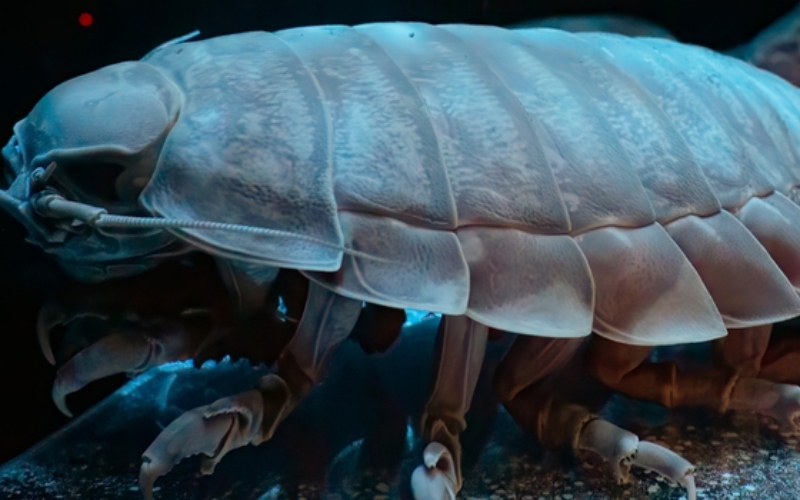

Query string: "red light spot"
[[78, 12, 93, 27]]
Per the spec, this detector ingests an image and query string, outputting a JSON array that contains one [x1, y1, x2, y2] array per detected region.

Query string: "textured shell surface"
[[137, 27, 800, 229], [7, 22, 800, 346]]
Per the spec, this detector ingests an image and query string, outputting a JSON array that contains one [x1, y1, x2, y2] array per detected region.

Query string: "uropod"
[[5, 22, 800, 500]]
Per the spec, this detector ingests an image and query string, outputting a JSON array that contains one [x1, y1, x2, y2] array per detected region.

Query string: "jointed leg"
[[495, 336, 588, 449], [412, 315, 488, 500], [717, 325, 800, 432], [494, 335, 584, 404], [759, 331, 800, 384], [584, 335, 738, 410], [39, 268, 306, 418], [51, 310, 215, 417], [497, 335, 696, 497], [734, 323, 800, 386], [138, 282, 362, 499], [713, 325, 771, 378], [587, 328, 800, 434]]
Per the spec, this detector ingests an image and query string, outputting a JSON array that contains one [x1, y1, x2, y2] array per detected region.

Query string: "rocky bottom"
[[1, 338, 799, 500]]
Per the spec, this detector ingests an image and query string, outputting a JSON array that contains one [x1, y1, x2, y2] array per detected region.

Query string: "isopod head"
[[0, 62, 186, 281]]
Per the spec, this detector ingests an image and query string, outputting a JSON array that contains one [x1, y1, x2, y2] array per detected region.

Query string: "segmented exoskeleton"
[[5, 22, 800, 500]]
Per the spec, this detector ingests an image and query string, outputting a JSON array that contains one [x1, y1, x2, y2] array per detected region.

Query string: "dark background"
[[0, 0, 798, 466]]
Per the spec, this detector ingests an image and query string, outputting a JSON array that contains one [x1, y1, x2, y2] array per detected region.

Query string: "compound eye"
[[57, 161, 125, 205]]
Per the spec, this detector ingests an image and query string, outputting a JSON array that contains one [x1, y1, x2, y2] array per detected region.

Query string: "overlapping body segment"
[[10, 22, 800, 500], [27, 23, 800, 345], [579, 34, 775, 212], [6, 23, 800, 346], [142, 32, 344, 270], [644, 37, 800, 198], [142, 23, 800, 221]]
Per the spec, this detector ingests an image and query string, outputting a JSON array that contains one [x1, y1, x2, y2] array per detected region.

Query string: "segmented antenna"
[[93, 213, 392, 264], [32, 189, 393, 264]]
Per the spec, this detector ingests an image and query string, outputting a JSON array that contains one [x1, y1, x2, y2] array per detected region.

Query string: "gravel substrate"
[[2, 331, 799, 500]]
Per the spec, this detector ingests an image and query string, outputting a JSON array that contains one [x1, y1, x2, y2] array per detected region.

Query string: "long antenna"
[[92, 213, 392, 264]]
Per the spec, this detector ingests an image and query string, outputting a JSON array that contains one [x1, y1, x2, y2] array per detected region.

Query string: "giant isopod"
[[5, 22, 800, 499]]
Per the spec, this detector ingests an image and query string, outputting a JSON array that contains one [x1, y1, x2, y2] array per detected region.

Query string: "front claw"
[[578, 418, 696, 500], [139, 389, 266, 500], [51, 311, 215, 417], [37, 301, 108, 366], [52, 327, 153, 417], [410, 442, 457, 500]]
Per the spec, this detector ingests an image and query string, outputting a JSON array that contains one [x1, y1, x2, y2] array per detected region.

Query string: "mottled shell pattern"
[[4, 23, 800, 348]]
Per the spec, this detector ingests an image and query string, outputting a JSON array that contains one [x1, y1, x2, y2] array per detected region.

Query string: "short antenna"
[[142, 30, 201, 60]]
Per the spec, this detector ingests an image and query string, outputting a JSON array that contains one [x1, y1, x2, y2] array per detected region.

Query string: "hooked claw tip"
[[629, 440, 696, 497], [36, 302, 62, 365], [135, 406, 239, 498], [422, 441, 451, 469], [37, 327, 56, 366], [51, 377, 73, 418]]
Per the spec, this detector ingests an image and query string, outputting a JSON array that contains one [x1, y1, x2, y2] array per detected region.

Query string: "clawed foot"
[[578, 418, 696, 500], [730, 378, 800, 434], [40, 303, 215, 417], [37, 300, 108, 366], [411, 442, 457, 500], [138, 374, 291, 500], [411, 419, 461, 500]]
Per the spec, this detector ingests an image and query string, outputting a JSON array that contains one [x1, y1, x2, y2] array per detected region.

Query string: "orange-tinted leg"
[[584, 335, 737, 410], [494, 335, 696, 494]]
